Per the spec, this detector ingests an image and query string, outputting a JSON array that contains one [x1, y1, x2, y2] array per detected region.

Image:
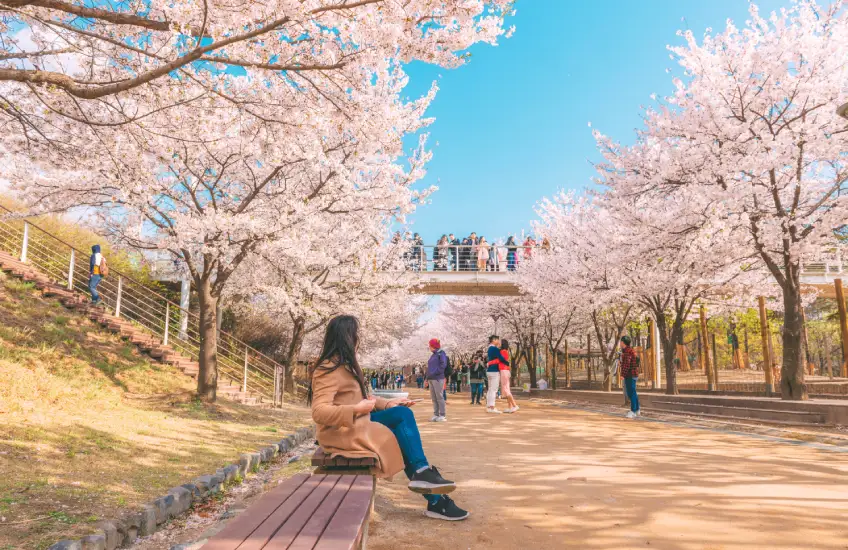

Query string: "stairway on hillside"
[[0, 249, 262, 406]]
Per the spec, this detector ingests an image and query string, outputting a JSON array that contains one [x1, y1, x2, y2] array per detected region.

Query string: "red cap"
[[428, 338, 441, 349]]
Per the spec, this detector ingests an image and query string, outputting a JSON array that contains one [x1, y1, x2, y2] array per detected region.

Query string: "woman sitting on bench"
[[309, 315, 470, 521]]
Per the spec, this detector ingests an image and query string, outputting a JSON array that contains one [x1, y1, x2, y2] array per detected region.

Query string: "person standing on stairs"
[[89, 244, 107, 306]]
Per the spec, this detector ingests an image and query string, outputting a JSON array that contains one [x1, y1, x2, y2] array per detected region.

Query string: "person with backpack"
[[426, 338, 449, 422], [619, 335, 641, 418], [88, 244, 107, 306]]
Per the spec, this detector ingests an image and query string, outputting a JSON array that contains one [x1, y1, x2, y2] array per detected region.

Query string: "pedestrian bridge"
[[151, 244, 848, 298], [407, 268, 847, 297]]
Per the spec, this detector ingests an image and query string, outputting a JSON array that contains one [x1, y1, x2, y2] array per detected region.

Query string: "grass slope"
[[0, 273, 311, 549]]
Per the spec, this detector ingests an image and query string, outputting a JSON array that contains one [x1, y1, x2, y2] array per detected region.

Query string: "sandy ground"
[[366, 389, 848, 550]]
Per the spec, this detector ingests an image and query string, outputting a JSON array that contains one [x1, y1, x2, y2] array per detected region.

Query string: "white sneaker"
[[487, 408, 503, 414], [430, 415, 440, 422], [511, 406, 520, 413], [635, 410, 641, 417], [436, 416, 447, 422], [625, 411, 636, 419]]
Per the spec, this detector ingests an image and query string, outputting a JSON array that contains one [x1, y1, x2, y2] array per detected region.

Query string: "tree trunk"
[[197, 276, 219, 402], [284, 317, 306, 395], [780, 268, 808, 400], [655, 312, 680, 395], [528, 344, 538, 389]]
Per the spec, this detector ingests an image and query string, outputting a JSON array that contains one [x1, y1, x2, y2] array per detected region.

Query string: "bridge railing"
[[0, 205, 288, 406], [398, 244, 544, 273]]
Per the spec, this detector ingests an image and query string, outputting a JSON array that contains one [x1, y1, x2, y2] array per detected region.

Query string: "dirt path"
[[367, 389, 848, 550]]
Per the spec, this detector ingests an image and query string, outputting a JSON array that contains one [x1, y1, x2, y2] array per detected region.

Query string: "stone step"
[[650, 400, 828, 425]]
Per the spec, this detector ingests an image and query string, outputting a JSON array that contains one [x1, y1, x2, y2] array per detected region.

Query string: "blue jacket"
[[426, 349, 447, 380], [487, 345, 507, 373]]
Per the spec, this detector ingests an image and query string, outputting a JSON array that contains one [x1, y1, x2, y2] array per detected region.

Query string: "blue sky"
[[401, 0, 785, 245]]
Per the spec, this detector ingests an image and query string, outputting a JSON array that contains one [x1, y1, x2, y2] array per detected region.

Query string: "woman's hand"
[[353, 397, 377, 416]]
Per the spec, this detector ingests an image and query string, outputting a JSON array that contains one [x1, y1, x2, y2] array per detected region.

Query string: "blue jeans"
[[370, 407, 440, 505], [624, 376, 640, 413], [88, 275, 102, 304], [371, 379, 377, 390], [470, 382, 483, 403]]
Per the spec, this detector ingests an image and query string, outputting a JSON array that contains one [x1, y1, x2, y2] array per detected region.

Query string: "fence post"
[[114, 276, 123, 318], [163, 303, 170, 346], [67, 249, 75, 290], [179, 279, 190, 340], [700, 305, 714, 391], [20, 222, 28, 262], [835, 279, 848, 378], [281, 367, 286, 404], [242, 348, 249, 393], [758, 296, 774, 395], [653, 319, 662, 389]]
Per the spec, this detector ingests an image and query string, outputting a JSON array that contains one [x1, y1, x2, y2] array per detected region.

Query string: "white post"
[[178, 279, 190, 339], [20, 222, 28, 262], [654, 320, 662, 388], [67, 249, 75, 290], [114, 276, 123, 317], [273, 366, 279, 407], [280, 367, 286, 404], [163, 303, 170, 346], [242, 348, 249, 393]]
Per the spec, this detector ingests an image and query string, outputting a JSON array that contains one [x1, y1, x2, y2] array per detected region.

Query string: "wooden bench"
[[202, 473, 373, 550], [311, 448, 377, 475]]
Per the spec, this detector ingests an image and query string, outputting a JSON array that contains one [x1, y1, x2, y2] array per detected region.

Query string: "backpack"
[[442, 352, 453, 379], [99, 257, 109, 277]]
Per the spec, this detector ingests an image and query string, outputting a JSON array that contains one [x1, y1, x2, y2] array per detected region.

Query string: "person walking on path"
[[309, 316, 469, 521], [426, 338, 448, 422], [498, 339, 520, 413], [620, 336, 641, 418], [469, 356, 486, 405], [88, 244, 107, 306], [485, 335, 504, 414]]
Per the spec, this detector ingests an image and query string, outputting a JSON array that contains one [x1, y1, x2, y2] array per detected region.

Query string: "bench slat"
[[285, 476, 357, 550], [263, 475, 345, 550], [313, 476, 374, 550], [202, 474, 310, 550], [236, 474, 328, 550]]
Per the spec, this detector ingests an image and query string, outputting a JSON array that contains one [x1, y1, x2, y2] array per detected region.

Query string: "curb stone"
[[47, 425, 315, 550]]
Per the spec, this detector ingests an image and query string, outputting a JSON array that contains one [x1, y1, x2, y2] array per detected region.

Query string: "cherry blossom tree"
[[1, 2, 514, 401], [614, 0, 848, 399]]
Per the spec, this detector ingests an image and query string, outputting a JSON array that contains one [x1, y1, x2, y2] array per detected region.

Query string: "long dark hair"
[[307, 315, 368, 405], [500, 338, 510, 351]]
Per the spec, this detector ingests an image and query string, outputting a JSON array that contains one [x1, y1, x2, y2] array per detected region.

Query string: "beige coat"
[[311, 363, 404, 478]]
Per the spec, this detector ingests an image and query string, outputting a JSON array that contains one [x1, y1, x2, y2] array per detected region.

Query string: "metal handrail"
[[0, 205, 288, 405]]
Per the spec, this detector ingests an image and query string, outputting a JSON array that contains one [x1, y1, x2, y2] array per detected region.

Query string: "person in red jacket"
[[498, 339, 519, 413], [619, 336, 641, 418]]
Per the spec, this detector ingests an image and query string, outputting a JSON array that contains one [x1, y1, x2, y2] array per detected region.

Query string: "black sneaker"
[[425, 495, 469, 521], [408, 466, 456, 495]]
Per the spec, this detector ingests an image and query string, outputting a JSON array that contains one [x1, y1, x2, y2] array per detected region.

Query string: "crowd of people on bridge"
[[393, 231, 550, 272]]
